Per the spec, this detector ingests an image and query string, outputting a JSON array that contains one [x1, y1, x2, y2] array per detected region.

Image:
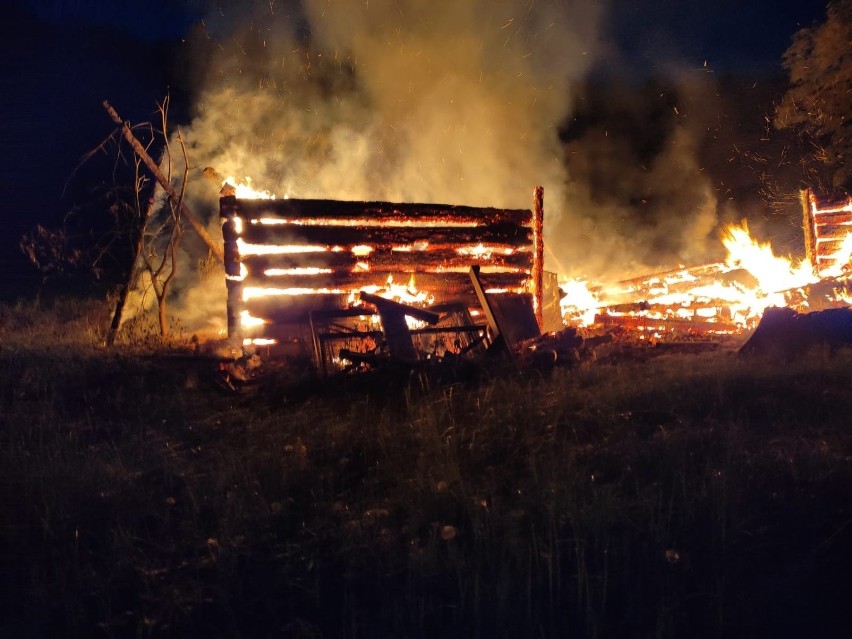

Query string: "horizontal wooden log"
[[595, 313, 738, 333], [599, 302, 739, 315], [236, 223, 532, 249], [225, 196, 532, 227], [810, 196, 852, 211], [614, 263, 728, 288], [240, 270, 529, 293], [240, 248, 533, 274], [242, 294, 349, 324], [813, 225, 852, 241], [816, 242, 852, 257], [812, 211, 852, 227]]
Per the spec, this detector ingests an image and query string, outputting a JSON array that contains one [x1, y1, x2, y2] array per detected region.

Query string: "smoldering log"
[[241, 249, 533, 274], [227, 196, 533, 227], [240, 270, 529, 293], [813, 212, 852, 227], [596, 314, 738, 334], [598, 301, 738, 316], [236, 223, 533, 249], [813, 225, 852, 241]]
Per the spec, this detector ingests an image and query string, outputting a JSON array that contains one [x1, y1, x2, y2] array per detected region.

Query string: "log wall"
[[221, 193, 544, 342], [803, 189, 852, 276]]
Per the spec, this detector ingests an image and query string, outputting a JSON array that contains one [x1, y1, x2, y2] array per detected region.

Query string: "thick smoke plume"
[[556, 70, 736, 279], [150, 0, 734, 330], [159, 0, 606, 330]]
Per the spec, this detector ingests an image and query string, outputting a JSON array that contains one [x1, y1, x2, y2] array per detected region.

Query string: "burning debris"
[[210, 171, 850, 388], [559, 191, 852, 344]]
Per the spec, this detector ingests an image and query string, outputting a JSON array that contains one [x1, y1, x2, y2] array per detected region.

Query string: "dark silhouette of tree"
[[775, 0, 852, 192]]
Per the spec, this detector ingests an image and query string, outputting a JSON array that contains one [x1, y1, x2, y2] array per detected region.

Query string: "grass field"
[[1, 298, 851, 638]]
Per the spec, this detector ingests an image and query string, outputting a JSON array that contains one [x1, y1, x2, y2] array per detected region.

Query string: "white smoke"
[[138, 0, 739, 333], [154, 0, 608, 331]]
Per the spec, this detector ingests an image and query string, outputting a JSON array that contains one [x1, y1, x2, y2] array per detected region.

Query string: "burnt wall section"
[[802, 189, 852, 276], [220, 193, 544, 343]]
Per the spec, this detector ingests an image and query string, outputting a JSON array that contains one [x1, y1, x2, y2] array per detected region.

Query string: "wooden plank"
[[360, 292, 440, 324]]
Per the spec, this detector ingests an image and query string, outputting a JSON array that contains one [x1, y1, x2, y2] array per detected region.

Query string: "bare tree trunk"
[[105, 195, 155, 347], [158, 293, 168, 337]]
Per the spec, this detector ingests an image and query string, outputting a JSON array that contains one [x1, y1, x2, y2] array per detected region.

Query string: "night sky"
[[0, 0, 830, 300]]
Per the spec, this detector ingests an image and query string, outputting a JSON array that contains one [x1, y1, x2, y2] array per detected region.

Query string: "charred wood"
[[241, 249, 533, 273], [236, 223, 533, 249], [240, 271, 529, 293], [228, 197, 532, 226]]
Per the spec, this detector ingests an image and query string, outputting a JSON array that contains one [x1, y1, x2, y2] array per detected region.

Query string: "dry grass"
[[1, 298, 851, 638]]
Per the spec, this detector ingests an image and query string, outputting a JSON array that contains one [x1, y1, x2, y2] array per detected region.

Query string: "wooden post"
[[801, 188, 818, 276], [532, 186, 544, 330], [103, 101, 223, 262], [220, 195, 243, 339]]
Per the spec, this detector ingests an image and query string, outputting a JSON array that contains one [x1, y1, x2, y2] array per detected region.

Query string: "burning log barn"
[[220, 185, 554, 374]]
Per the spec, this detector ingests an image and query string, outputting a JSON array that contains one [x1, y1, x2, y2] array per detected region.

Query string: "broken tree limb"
[[103, 100, 223, 262]]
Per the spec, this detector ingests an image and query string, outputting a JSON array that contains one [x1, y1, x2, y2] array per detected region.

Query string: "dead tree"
[[104, 97, 196, 343]]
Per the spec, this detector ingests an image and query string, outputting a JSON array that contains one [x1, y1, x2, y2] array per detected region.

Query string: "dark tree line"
[[775, 0, 852, 193]]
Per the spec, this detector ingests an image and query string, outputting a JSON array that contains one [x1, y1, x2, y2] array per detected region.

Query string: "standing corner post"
[[532, 186, 544, 330], [220, 194, 243, 340]]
